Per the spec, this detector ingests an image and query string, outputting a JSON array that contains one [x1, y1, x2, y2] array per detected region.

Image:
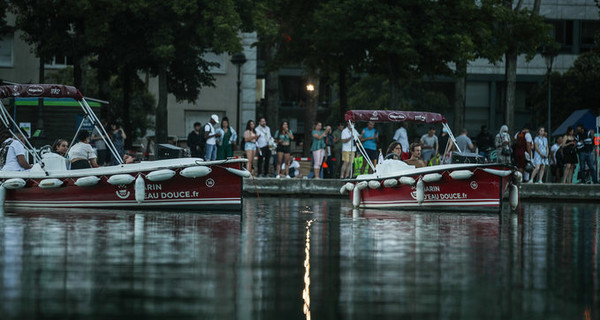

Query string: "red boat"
[[341, 110, 520, 211], [0, 84, 248, 211]]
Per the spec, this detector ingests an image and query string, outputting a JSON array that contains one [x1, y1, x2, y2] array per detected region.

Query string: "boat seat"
[[41, 152, 68, 172]]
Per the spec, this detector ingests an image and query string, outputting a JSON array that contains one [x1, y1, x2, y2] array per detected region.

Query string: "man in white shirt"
[[204, 114, 221, 161], [0, 132, 32, 171], [340, 123, 359, 179], [393, 122, 409, 160], [255, 117, 272, 177]]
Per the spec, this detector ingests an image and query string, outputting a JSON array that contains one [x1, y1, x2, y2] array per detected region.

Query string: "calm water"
[[0, 198, 598, 320]]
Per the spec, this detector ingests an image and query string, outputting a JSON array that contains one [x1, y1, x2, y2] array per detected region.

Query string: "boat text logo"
[[414, 114, 426, 122], [388, 112, 407, 121], [116, 189, 130, 199], [369, 111, 379, 121], [26, 85, 44, 96], [470, 181, 478, 189], [205, 178, 215, 188]]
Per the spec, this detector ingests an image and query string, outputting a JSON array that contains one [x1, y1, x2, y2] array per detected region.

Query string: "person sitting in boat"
[[385, 142, 404, 160], [52, 138, 69, 157], [0, 130, 33, 171], [123, 153, 140, 164], [404, 143, 426, 168], [68, 130, 99, 170]]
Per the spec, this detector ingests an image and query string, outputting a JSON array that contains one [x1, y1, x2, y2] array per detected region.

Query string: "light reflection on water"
[[0, 199, 598, 319]]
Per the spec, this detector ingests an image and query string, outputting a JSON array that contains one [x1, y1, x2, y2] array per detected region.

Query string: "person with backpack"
[[187, 122, 205, 158]]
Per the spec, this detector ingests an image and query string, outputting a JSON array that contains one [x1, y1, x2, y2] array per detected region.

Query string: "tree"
[[495, 0, 552, 132]]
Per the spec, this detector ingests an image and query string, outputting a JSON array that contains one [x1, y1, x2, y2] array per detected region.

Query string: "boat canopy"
[[0, 84, 83, 101], [344, 110, 447, 124]]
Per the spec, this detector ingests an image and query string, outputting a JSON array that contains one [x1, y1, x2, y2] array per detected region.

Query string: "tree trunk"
[[303, 76, 319, 156], [504, 50, 517, 133], [453, 61, 467, 133], [265, 46, 279, 131], [388, 57, 401, 109], [97, 61, 111, 121], [338, 66, 347, 121], [122, 69, 132, 149], [73, 55, 82, 91], [155, 66, 168, 145], [37, 56, 45, 131]]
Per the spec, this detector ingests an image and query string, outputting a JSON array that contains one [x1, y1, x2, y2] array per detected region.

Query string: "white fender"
[[513, 171, 523, 184], [38, 178, 63, 189], [0, 185, 5, 212], [344, 182, 354, 192], [352, 189, 361, 208], [225, 167, 252, 178], [368, 180, 381, 189], [482, 168, 512, 177], [509, 184, 519, 210], [180, 166, 212, 178], [146, 169, 176, 182], [416, 179, 424, 204], [383, 179, 398, 188], [449, 170, 473, 180], [135, 175, 145, 203], [339, 185, 348, 195], [75, 176, 100, 187], [356, 181, 368, 190], [107, 174, 136, 185], [422, 173, 442, 183], [399, 176, 415, 185], [3, 178, 26, 190]]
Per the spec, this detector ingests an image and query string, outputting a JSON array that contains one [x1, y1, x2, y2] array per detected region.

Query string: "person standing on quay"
[[529, 127, 548, 183], [360, 121, 378, 174], [340, 122, 358, 179], [332, 123, 344, 178], [204, 114, 221, 161], [255, 117, 272, 177], [311, 122, 329, 179], [575, 124, 598, 184], [187, 122, 205, 158], [244, 120, 259, 175], [561, 126, 577, 184], [274, 120, 294, 178], [216, 117, 237, 160]]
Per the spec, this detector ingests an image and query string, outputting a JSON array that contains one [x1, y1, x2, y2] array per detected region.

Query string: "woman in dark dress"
[[561, 126, 577, 183]]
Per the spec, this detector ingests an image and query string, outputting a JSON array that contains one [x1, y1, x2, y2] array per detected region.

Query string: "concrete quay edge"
[[243, 178, 600, 200]]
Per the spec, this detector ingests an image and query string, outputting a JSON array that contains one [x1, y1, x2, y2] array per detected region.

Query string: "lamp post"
[[231, 52, 247, 136], [545, 54, 554, 136]]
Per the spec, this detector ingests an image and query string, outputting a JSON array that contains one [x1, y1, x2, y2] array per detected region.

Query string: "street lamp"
[[542, 43, 559, 136], [544, 54, 554, 136], [231, 52, 247, 137]]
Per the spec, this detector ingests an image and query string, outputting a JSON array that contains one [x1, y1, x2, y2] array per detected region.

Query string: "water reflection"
[[0, 200, 598, 319]]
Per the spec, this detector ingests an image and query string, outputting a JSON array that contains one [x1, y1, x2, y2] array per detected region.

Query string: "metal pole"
[[236, 66, 242, 139]]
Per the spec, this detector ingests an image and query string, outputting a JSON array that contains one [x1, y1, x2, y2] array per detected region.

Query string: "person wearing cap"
[[204, 114, 221, 161]]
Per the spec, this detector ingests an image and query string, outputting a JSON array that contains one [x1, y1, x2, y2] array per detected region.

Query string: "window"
[[45, 55, 73, 69], [547, 20, 573, 52], [580, 21, 600, 52], [0, 34, 14, 67], [202, 52, 227, 74]]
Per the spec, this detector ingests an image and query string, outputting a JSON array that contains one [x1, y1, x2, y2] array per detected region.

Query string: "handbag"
[[501, 145, 512, 156], [525, 161, 534, 173]]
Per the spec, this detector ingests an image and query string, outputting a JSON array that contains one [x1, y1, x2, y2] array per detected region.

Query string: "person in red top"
[[513, 124, 532, 180]]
